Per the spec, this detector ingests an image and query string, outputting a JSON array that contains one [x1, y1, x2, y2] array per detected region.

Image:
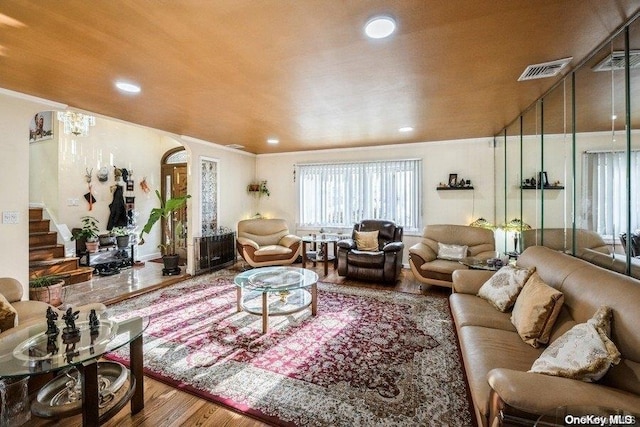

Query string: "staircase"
[[29, 207, 94, 284]]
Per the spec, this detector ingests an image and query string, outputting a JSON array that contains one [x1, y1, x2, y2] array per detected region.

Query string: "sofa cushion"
[[347, 250, 385, 267], [450, 293, 516, 332], [511, 272, 564, 348], [354, 230, 379, 251], [255, 245, 292, 256], [437, 243, 468, 260], [530, 306, 621, 382], [458, 326, 544, 419], [0, 293, 17, 332], [477, 265, 534, 312], [420, 258, 464, 275]]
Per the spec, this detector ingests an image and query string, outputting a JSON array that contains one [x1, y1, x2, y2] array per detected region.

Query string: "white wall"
[[0, 90, 66, 290], [255, 138, 496, 263]]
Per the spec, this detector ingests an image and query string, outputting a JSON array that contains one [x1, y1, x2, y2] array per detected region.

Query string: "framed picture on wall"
[[29, 111, 54, 143], [448, 173, 458, 187]]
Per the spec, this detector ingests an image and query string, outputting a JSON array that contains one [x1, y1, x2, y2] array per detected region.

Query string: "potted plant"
[[139, 190, 191, 271], [29, 275, 65, 306], [111, 226, 131, 249], [71, 215, 100, 253]]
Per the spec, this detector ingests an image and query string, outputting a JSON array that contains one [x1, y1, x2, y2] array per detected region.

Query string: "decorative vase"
[[85, 241, 99, 253]]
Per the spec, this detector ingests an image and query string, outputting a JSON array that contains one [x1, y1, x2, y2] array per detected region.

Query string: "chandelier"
[[57, 111, 96, 136]]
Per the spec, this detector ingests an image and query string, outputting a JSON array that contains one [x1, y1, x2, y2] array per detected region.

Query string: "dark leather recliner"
[[337, 220, 404, 283]]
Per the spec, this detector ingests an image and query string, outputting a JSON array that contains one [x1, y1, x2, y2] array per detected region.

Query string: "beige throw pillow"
[[436, 243, 468, 261], [529, 306, 621, 382], [477, 265, 535, 312], [354, 230, 379, 251], [0, 293, 17, 332], [511, 272, 564, 347]]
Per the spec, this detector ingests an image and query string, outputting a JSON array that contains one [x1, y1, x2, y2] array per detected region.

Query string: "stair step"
[[28, 267, 94, 286], [29, 208, 43, 221], [29, 219, 50, 233], [29, 245, 65, 261], [29, 231, 58, 248], [29, 257, 81, 277]]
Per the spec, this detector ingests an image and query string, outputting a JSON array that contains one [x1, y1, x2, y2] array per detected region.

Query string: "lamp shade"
[[469, 218, 496, 230], [501, 218, 532, 232]]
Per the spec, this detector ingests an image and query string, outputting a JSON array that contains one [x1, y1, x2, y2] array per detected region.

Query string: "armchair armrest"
[[337, 238, 356, 250], [279, 234, 301, 248], [451, 269, 495, 294], [408, 242, 436, 262], [237, 237, 259, 250], [382, 241, 404, 252]]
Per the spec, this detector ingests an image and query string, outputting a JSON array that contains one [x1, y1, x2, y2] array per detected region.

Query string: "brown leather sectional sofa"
[[450, 246, 640, 426]]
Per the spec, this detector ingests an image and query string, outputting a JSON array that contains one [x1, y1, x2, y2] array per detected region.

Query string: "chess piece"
[[89, 309, 100, 330]]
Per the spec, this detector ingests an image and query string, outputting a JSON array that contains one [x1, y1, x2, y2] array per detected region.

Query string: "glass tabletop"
[[234, 266, 318, 292], [301, 235, 340, 243], [0, 316, 148, 378]]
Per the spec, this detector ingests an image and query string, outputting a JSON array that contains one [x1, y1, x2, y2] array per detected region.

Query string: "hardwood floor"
[[29, 260, 451, 426]]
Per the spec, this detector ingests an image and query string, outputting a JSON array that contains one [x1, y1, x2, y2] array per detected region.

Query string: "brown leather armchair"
[[337, 220, 404, 283]]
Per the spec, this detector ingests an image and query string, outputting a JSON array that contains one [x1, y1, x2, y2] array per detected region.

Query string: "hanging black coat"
[[107, 185, 128, 229]]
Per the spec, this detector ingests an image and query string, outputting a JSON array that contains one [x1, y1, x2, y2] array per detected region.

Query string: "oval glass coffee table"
[[234, 266, 319, 333]]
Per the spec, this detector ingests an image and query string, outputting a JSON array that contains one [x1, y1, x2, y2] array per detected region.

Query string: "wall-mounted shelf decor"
[[437, 186, 475, 191], [521, 185, 564, 190], [247, 180, 270, 197]]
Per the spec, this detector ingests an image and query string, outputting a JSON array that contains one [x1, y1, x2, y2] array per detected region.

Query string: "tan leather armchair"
[[0, 277, 107, 341], [409, 224, 495, 288], [236, 218, 302, 267]]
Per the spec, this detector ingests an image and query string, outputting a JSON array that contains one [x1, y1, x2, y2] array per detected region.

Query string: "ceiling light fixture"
[[364, 15, 396, 39], [398, 126, 414, 133], [115, 81, 141, 94], [57, 111, 96, 136], [267, 138, 279, 144]]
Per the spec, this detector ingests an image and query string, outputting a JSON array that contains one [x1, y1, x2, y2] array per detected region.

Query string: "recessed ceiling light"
[[267, 138, 279, 144], [398, 126, 414, 133], [115, 81, 141, 94], [364, 16, 396, 39]]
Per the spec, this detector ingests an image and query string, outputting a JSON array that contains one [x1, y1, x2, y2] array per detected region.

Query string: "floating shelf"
[[437, 186, 474, 191], [521, 185, 564, 190]]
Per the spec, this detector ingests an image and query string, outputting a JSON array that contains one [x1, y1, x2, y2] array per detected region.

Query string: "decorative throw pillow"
[[529, 306, 621, 382], [511, 272, 564, 347], [437, 243, 468, 261], [354, 230, 379, 251], [0, 293, 17, 332], [477, 265, 535, 312]]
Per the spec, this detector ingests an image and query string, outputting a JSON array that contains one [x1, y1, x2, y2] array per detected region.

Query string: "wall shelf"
[[520, 185, 564, 190], [437, 186, 474, 191]]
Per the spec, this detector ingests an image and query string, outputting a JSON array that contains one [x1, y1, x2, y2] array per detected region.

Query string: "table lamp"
[[501, 218, 531, 253]]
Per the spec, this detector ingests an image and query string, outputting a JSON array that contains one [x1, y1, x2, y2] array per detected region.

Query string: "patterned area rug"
[[105, 269, 472, 426]]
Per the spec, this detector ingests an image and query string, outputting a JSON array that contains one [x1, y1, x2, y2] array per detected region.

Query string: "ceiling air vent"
[[593, 50, 640, 72], [225, 144, 245, 150], [517, 57, 572, 81]]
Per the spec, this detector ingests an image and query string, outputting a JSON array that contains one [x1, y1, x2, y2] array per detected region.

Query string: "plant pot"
[[85, 241, 99, 253], [99, 234, 115, 246], [116, 235, 130, 249], [29, 281, 64, 306], [162, 254, 180, 271]]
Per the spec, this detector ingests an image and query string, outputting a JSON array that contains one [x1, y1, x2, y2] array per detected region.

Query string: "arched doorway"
[[161, 147, 188, 265]]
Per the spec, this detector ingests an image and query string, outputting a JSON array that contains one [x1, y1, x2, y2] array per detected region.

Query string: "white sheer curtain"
[[582, 151, 639, 237], [297, 159, 422, 231]]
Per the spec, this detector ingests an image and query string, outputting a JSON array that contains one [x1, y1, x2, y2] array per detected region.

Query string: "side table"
[[301, 235, 339, 276]]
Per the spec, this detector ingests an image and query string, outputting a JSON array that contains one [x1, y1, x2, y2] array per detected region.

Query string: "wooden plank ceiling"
[[0, 1, 638, 154]]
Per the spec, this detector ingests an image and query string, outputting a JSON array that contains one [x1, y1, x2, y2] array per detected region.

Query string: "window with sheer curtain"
[[582, 150, 640, 237], [297, 159, 422, 232]]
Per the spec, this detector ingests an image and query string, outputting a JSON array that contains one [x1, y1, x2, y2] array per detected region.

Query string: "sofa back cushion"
[[521, 228, 610, 256], [237, 218, 290, 247], [517, 246, 640, 395], [422, 224, 495, 257], [355, 220, 402, 248]]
